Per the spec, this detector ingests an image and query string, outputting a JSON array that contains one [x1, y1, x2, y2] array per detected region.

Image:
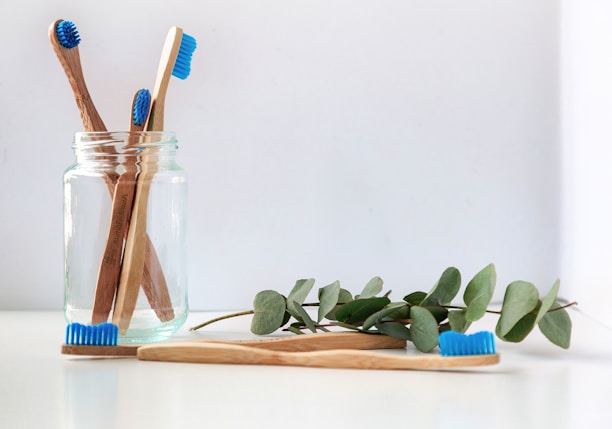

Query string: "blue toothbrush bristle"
[[172, 33, 197, 80], [65, 322, 118, 346], [56, 20, 81, 49], [438, 330, 496, 356], [133, 88, 151, 126]]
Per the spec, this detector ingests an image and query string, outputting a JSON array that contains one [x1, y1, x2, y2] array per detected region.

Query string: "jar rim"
[[74, 130, 176, 139], [72, 131, 178, 151]]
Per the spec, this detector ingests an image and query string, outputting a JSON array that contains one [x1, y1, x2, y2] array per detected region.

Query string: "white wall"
[[0, 0, 562, 311], [561, 0, 612, 319]]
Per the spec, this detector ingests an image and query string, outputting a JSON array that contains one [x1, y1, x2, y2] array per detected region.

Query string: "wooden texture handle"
[[91, 168, 137, 324], [112, 156, 157, 333], [48, 20, 107, 134], [217, 332, 405, 352], [50, 20, 173, 325], [61, 332, 405, 356], [137, 342, 500, 370]]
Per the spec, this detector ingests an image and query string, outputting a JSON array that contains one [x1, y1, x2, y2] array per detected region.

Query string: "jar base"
[[65, 307, 189, 344]]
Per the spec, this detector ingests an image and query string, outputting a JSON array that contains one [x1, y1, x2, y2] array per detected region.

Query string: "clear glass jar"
[[64, 131, 188, 343]]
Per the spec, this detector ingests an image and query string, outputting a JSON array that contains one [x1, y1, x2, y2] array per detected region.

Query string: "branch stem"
[[189, 310, 254, 331]]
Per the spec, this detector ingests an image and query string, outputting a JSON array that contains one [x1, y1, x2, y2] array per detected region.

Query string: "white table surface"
[[1, 308, 610, 429]]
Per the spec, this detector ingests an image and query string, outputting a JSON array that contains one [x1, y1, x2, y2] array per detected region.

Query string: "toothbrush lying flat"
[[61, 323, 406, 356], [49, 19, 174, 324], [137, 330, 500, 370], [113, 26, 196, 333]]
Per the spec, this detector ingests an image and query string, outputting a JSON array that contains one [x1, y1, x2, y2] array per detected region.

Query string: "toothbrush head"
[[438, 330, 496, 356], [171, 32, 197, 80], [65, 322, 118, 346], [55, 20, 81, 49], [132, 88, 151, 127]]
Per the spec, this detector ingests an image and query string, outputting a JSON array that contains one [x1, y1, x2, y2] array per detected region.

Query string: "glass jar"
[[64, 131, 188, 343]]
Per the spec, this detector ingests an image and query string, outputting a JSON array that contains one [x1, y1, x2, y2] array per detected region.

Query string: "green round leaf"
[[251, 290, 287, 335], [358, 277, 384, 299], [463, 263, 496, 322], [538, 302, 571, 349], [497, 281, 539, 337], [377, 322, 412, 340], [422, 267, 461, 306], [423, 306, 449, 324], [403, 291, 427, 305], [324, 289, 353, 321], [496, 312, 537, 343], [290, 301, 317, 333], [287, 278, 315, 319], [362, 302, 407, 331], [384, 303, 411, 321], [410, 306, 439, 352], [535, 280, 560, 325], [334, 297, 391, 324], [448, 310, 471, 333], [318, 281, 341, 323]]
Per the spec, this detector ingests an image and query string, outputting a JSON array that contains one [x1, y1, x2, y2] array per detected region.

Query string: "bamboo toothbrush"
[[113, 27, 196, 333], [49, 20, 175, 325], [129, 90, 175, 322], [61, 323, 406, 356], [145, 26, 196, 131], [92, 89, 151, 325], [61, 323, 499, 370], [137, 330, 500, 370], [48, 19, 107, 135], [49, 19, 118, 323]]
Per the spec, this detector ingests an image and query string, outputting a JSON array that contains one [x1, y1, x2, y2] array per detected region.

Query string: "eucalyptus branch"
[[190, 264, 575, 351]]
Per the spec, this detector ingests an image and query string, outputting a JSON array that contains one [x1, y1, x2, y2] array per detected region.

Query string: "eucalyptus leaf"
[[191, 268, 575, 353], [410, 306, 439, 352], [423, 306, 449, 324], [281, 311, 291, 327], [384, 303, 411, 321], [287, 278, 315, 319], [331, 322, 361, 331], [291, 301, 318, 333], [496, 312, 537, 342], [251, 290, 287, 335], [403, 291, 427, 305], [448, 310, 472, 333], [338, 288, 353, 303], [287, 326, 305, 335], [317, 281, 341, 323], [422, 267, 461, 306], [362, 302, 407, 331], [335, 297, 391, 324], [324, 288, 354, 321], [376, 322, 412, 340], [538, 302, 572, 349], [497, 281, 539, 337], [535, 280, 560, 325], [463, 263, 496, 322], [357, 277, 384, 299]]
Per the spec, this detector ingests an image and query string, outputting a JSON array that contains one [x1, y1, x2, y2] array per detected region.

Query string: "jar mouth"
[[73, 131, 177, 151]]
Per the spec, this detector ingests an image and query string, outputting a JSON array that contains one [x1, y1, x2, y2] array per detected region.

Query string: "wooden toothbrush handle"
[[61, 332, 405, 357], [49, 20, 172, 325], [219, 332, 406, 352], [112, 151, 158, 334], [91, 170, 137, 324], [91, 171, 173, 325], [137, 342, 500, 370]]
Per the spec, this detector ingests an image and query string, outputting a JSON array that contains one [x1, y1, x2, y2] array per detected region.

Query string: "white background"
[[0, 1, 606, 317]]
